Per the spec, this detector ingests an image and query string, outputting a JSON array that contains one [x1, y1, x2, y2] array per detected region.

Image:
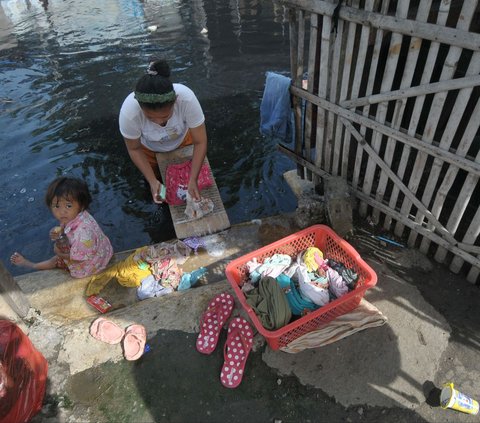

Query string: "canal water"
[[0, 0, 297, 276]]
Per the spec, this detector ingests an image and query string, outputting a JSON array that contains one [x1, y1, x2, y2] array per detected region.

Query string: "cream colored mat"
[[280, 299, 387, 353]]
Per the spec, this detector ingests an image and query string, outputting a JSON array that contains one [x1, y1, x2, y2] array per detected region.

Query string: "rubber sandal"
[[89, 317, 125, 345], [220, 317, 253, 388], [123, 324, 147, 361], [196, 292, 235, 354]]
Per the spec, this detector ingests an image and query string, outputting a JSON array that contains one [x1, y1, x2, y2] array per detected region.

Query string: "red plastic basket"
[[225, 224, 377, 350]]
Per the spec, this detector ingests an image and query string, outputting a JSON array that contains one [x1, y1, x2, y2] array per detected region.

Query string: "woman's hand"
[[150, 179, 164, 204], [187, 179, 201, 201]]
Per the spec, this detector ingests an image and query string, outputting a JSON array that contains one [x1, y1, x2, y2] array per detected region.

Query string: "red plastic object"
[[86, 295, 112, 313], [0, 320, 48, 423], [225, 224, 378, 350]]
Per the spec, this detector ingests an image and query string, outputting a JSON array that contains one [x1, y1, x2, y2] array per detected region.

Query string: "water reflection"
[[0, 0, 295, 276]]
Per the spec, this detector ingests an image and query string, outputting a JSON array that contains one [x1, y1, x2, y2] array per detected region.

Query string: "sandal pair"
[[196, 292, 254, 388], [90, 317, 146, 361]]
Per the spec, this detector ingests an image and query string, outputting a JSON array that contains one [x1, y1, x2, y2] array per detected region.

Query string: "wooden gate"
[[278, 0, 480, 283]]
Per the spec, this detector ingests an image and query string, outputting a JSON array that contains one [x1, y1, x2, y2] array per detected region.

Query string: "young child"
[[10, 177, 113, 278]]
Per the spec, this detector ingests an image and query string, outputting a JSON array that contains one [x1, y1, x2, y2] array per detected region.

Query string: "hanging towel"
[[259, 71, 292, 140]]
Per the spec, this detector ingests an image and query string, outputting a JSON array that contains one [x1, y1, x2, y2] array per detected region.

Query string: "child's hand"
[[53, 243, 69, 258], [49, 226, 63, 241]]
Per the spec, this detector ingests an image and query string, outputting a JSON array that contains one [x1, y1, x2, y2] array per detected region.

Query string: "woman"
[[119, 59, 208, 203]]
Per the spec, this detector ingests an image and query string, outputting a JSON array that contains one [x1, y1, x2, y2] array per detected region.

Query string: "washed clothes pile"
[[86, 240, 207, 298], [242, 247, 359, 329]]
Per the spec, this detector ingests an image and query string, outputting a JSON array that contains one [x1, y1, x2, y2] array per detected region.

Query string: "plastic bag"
[[0, 320, 48, 423]]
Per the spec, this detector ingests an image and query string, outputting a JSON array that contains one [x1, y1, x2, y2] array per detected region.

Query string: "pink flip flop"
[[196, 292, 235, 354], [220, 317, 253, 389], [89, 317, 125, 345], [123, 324, 147, 361]]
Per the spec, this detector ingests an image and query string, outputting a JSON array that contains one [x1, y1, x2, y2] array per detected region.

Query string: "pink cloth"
[[63, 210, 113, 278], [165, 160, 213, 205]]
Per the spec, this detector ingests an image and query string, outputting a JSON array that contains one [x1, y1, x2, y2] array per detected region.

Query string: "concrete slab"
[[6, 216, 480, 423], [263, 257, 450, 408]]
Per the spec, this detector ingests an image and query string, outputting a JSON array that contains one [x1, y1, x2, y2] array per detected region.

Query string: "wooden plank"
[[391, 0, 453, 238], [340, 75, 480, 109], [418, 53, 480, 254], [279, 0, 480, 51], [401, 1, 478, 248], [290, 86, 480, 176], [345, 0, 375, 185], [434, 139, 480, 264], [288, 7, 304, 179], [353, 190, 480, 269], [304, 12, 319, 181], [334, 2, 358, 178], [340, 116, 458, 246], [326, 8, 347, 175], [156, 146, 230, 239], [450, 205, 480, 275], [375, 0, 432, 230], [356, 0, 390, 217], [278, 144, 480, 267], [313, 11, 332, 186], [365, 1, 409, 223]]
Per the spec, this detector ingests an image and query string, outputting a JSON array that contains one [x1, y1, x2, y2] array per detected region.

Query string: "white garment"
[[295, 265, 330, 306], [119, 83, 205, 152], [184, 192, 214, 220], [137, 275, 173, 300]]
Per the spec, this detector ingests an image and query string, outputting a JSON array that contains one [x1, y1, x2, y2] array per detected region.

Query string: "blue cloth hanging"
[[259, 72, 292, 140]]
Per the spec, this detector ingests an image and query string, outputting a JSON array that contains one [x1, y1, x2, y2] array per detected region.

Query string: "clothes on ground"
[[182, 236, 206, 254], [61, 210, 113, 278], [119, 83, 205, 152], [85, 247, 152, 296], [137, 275, 173, 300], [85, 240, 207, 299], [259, 71, 292, 140], [178, 267, 207, 291], [165, 160, 213, 205]]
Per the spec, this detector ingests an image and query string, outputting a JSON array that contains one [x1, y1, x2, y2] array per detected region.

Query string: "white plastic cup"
[[440, 382, 479, 415]]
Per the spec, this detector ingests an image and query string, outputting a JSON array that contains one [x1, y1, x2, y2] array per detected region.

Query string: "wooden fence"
[[278, 0, 480, 284]]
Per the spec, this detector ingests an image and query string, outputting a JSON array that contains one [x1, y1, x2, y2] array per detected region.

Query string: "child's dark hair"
[[45, 177, 92, 210], [134, 58, 176, 110]]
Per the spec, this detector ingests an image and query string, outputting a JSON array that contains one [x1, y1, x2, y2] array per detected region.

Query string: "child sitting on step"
[[10, 177, 113, 278]]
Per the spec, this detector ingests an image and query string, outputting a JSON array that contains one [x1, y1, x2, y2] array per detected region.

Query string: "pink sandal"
[[123, 324, 147, 361], [196, 292, 234, 354], [220, 317, 253, 388], [89, 317, 125, 345]]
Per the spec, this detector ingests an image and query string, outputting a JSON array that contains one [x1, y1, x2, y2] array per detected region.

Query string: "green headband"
[[134, 90, 176, 104]]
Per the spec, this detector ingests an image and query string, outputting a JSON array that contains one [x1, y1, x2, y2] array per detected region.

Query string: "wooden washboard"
[[156, 145, 230, 239]]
